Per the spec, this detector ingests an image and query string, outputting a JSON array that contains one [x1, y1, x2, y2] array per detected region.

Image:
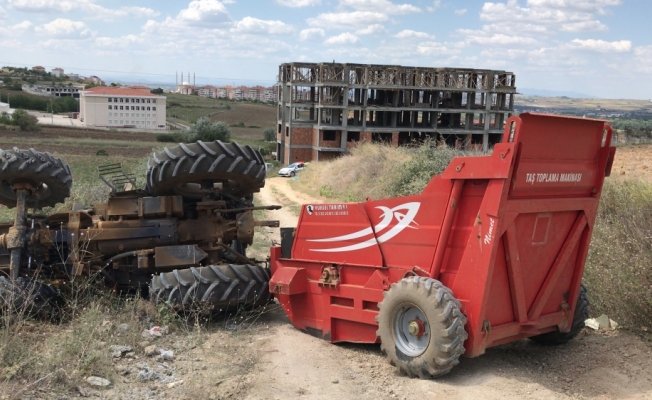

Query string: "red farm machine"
[[269, 113, 616, 378]]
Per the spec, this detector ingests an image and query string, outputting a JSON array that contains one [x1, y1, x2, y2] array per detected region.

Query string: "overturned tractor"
[[0, 141, 278, 314]]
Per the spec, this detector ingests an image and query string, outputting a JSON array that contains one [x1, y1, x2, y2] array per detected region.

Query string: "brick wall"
[[319, 130, 342, 148], [289, 148, 313, 163], [346, 131, 373, 149], [291, 127, 313, 145]]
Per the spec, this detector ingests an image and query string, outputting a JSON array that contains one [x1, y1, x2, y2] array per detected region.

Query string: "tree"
[[262, 127, 276, 141], [150, 87, 164, 94], [11, 109, 40, 131], [188, 117, 231, 142], [110, 82, 120, 87]]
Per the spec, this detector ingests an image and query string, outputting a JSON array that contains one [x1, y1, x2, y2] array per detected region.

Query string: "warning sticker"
[[306, 204, 349, 217]]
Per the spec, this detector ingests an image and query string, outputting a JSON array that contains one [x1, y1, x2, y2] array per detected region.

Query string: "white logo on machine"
[[306, 205, 314, 215], [307, 202, 420, 252]]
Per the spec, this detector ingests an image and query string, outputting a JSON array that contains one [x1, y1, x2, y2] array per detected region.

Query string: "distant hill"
[[518, 88, 597, 99]]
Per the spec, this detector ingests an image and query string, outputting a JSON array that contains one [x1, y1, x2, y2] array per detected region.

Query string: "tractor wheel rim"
[[393, 303, 430, 357]]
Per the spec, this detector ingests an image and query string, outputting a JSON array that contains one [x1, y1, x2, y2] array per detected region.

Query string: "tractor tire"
[[376, 277, 468, 378], [529, 284, 589, 345], [146, 141, 265, 199], [0, 148, 72, 208], [150, 264, 272, 310], [0, 276, 63, 317]]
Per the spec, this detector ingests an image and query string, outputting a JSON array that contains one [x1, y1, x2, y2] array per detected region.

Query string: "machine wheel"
[[151, 264, 272, 309], [376, 277, 468, 378], [0, 148, 73, 208], [529, 284, 589, 345], [146, 141, 265, 199], [0, 276, 63, 316], [290, 171, 295, 177]]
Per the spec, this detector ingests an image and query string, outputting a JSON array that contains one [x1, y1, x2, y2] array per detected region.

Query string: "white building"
[[80, 86, 166, 129], [0, 101, 13, 115], [52, 68, 64, 77]]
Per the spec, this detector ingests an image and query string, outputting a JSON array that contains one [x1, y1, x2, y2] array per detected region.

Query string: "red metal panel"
[[271, 113, 615, 360]]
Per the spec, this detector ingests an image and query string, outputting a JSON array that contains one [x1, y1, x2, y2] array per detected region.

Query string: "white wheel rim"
[[393, 303, 430, 357]]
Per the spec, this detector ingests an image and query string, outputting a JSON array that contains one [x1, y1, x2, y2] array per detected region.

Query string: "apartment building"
[[80, 86, 166, 129], [276, 62, 516, 164]]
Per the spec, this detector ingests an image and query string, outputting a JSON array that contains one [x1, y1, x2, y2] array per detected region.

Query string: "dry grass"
[[295, 141, 478, 202], [584, 179, 652, 330]]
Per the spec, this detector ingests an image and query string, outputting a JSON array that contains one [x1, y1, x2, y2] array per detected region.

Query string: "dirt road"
[[224, 177, 652, 400]]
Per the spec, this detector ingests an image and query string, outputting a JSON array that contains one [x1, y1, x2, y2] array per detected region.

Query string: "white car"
[[278, 162, 305, 177]]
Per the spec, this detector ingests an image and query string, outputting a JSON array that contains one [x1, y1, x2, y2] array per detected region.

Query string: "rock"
[[76, 386, 90, 397], [138, 341, 151, 348], [332, 379, 339, 384], [595, 314, 611, 329], [145, 345, 158, 356], [610, 319, 619, 329], [110, 345, 133, 358], [118, 323, 130, 334], [86, 376, 111, 387], [167, 380, 183, 389], [160, 349, 174, 361], [137, 364, 167, 382], [585, 318, 600, 330]]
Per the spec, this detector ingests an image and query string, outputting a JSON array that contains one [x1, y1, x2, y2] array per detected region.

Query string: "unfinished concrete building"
[[276, 62, 516, 164]]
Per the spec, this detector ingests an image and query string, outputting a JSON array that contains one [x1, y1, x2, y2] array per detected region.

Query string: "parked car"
[[278, 162, 305, 177]]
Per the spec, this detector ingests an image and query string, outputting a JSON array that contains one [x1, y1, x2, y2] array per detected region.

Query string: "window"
[[146, 107, 150, 111], [108, 98, 112, 102], [131, 99, 135, 103], [108, 105, 112, 110], [152, 106, 156, 111], [147, 99, 150, 103], [108, 113, 112, 117], [147, 114, 150, 118], [152, 99, 156, 104], [136, 99, 140, 103], [114, 98, 118, 102], [323, 130, 337, 141], [131, 106, 135, 110], [120, 120, 123, 124], [120, 98, 123, 103], [131, 113, 135, 117], [120, 113, 123, 117], [119, 106, 122, 110], [147, 121, 150, 125]]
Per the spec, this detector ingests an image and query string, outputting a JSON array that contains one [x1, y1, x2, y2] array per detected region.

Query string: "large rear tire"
[[0, 148, 72, 208], [146, 141, 265, 199], [151, 264, 271, 310], [529, 284, 589, 345], [0, 276, 63, 317], [376, 277, 467, 378]]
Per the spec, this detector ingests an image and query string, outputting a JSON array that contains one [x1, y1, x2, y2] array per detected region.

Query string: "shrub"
[[188, 118, 230, 142], [11, 109, 40, 131], [156, 132, 187, 143], [262, 127, 276, 142], [230, 122, 245, 128], [95, 149, 109, 156]]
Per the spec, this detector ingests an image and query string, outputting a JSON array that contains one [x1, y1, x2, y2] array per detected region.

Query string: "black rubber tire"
[[0, 148, 73, 208], [290, 171, 295, 177], [146, 141, 265, 199], [529, 284, 589, 345], [151, 264, 271, 309], [0, 276, 63, 316], [376, 277, 468, 378]]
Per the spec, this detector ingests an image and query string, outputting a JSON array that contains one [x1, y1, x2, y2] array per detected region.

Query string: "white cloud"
[[568, 39, 631, 53], [12, 20, 34, 31], [339, 0, 420, 14], [37, 18, 92, 39], [7, 0, 159, 20], [299, 28, 325, 41], [0, 6, 7, 20], [177, 0, 231, 27], [416, 41, 461, 56], [454, 9, 467, 15], [276, 0, 321, 6], [395, 30, 434, 39], [426, 0, 441, 12], [480, 0, 619, 32], [355, 24, 387, 35], [324, 32, 359, 45], [232, 17, 294, 35], [633, 46, 652, 73], [458, 29, 537, 46], [307, 11, 388, 29]]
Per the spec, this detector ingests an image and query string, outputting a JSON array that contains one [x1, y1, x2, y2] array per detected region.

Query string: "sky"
[[0, 0, 650, 99]]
